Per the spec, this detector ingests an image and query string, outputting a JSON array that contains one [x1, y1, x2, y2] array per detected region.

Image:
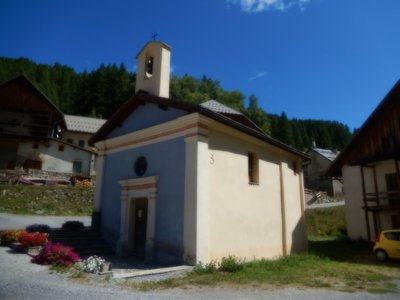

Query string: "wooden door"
[[134, 198, 148, 257]]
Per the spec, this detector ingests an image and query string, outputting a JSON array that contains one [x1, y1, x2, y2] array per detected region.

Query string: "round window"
[[134, 156, 147, 176]]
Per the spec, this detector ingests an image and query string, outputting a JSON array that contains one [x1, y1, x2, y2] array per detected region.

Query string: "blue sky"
[[1, 0, 399, 130]]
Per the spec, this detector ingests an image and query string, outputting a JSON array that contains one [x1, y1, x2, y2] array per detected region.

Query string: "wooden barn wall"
[[346, 98, 400, 164]]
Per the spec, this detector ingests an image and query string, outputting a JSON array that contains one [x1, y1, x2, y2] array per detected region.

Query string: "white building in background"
[[304, 147, 343, 196], [63, 114, 106, 151]]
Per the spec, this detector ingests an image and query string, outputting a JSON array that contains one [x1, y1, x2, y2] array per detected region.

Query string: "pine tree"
[[0, 56, 353, 151], [276, 112, 295, 147]]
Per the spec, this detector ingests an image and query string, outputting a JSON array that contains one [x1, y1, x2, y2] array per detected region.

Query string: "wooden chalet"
[[328, 80, 400, 241], [0, 75, 65, 142], [0, 75, 96, 175]]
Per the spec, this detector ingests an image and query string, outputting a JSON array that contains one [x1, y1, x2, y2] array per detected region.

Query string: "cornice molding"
[[95, 113, 211, 154]]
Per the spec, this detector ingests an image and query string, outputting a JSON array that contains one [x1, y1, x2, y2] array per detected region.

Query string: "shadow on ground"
[[308, 238, 400, 268]]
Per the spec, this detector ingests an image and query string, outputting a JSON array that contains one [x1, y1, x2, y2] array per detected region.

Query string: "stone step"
[[113, 265, 193, 279]]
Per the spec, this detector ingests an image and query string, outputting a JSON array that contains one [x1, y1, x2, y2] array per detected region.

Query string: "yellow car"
[[373, 230, 400, 261]]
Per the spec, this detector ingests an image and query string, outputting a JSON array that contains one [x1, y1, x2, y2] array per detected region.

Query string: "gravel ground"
[[1, 213, 400, 299], [1, 246, 400, 300]]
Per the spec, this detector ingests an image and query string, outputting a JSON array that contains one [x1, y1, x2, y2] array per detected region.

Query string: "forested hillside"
[[0, 57, 352, 151]]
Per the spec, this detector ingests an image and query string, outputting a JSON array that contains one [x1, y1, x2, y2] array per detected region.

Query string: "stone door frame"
[[117, 176, 158, 261]]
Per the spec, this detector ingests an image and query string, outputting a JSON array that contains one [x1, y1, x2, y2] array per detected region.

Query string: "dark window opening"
[[145, 56, 154, 78], [72, 161, 82, 174], [78, 140, 85, 148], [67, 139, 73, 144], [248, 152, 259, 184], [290, 161, 298, 175], [23, 160, 42, 170], [32, 143, 39, 149], [58, 144, 65, 152]]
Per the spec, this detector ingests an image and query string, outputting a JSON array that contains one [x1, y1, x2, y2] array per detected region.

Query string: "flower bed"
[[18, 232, 48, 247], [32, 242, 80, 266], [77, 255, 106, 274], [0, 230, 27, 245]]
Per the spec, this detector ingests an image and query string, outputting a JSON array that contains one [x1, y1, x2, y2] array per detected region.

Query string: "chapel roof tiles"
[[200, 100, 243, 115]]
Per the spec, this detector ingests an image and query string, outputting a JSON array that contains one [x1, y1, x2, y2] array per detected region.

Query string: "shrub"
[[219, 255, 244, 272], [32, 242, 80, 266], [0, 230, 27, 244], [194, 261, 218, 274], [26, 224, 50, 233], [62, 221, 84, 231], [194, 256, 244, 274], [77, 255, 105, 274], [18, 232, 48, 247]]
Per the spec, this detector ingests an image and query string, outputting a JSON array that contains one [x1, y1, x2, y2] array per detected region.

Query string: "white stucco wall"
[[343, 165, 369, 240], [62, 132, 94, 151], [207, 127, 307, 261], [17, 141, 93, 174], [281, 157, 308, 254], [343, 160, 399, 240], [370, 160, 399, 232]]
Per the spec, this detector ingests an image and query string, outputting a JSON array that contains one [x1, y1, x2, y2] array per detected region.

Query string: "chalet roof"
[[201, 100, 243, 115], [0, 74, 64, 121], [89, 93, 309, 160], [327, 79, 400, 177], [64, 114, 107, 134], [311, 148, 339, 162], [0, 75, 66, 142]]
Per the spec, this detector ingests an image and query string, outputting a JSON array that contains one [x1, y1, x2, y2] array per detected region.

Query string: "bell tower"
[[135, 41, 171, 98]]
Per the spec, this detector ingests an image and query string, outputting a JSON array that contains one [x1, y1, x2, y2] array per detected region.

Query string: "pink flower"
[[31, 242, 80, 266]]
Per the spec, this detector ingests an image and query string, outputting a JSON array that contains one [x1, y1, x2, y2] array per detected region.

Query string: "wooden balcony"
[[363, 190, 400, 211]]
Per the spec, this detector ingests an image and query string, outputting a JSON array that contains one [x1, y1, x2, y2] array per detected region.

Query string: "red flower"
[[18, 232, 48, 247]]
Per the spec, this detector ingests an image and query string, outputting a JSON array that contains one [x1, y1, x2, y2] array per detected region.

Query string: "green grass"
[[0, 184, 93, 215], [122, 239, 400, 293], [308, 237, 374, 263], [305, 206, 347, 237], [49, 264, 71, 273]]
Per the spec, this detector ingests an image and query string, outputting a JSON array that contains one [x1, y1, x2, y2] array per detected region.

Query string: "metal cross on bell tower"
[[152, 32, 158, 41]]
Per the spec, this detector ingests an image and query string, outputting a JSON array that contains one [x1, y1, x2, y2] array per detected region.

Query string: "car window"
[[384, 232, 400, 241]]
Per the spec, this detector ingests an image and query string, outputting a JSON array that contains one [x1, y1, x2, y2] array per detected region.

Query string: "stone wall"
[[0, 169, 78, 184]]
